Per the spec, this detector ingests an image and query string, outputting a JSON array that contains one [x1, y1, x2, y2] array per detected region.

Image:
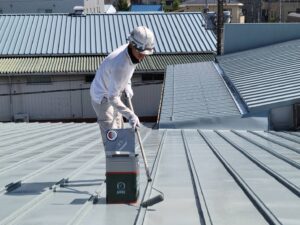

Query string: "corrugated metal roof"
[[0, 13, 216, 56], [159, 62, 242, 128], [130, 5, 163, 12], [0, 54, 215, 75], [217, 39, 300, 111], [0, 122, 299, 224]]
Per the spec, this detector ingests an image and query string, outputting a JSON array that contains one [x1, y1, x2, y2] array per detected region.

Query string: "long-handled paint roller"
[[127, 96, 152, 182], [140, 187, 164, 208], [127, 95, 164, 207]]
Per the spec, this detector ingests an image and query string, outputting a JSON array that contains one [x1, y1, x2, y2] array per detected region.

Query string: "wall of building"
[[84, 0, 104, 13], [0, 0, 83, 13], [177, 4, 244, 23], [261, 1, 300, 22], [0, 0, 105, 13], [239, 0, 261, 23], [0, 74, 162, 122], [223, 23, 300, 54]]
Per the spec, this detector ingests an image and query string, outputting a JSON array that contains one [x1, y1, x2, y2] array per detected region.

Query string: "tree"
[[173, 0, 180, 10], [114, 0, 129, 11]]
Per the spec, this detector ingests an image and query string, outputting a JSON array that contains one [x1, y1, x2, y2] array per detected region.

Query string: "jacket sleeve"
[[124, 80, 133, 98], [108, 96, 134, 120]]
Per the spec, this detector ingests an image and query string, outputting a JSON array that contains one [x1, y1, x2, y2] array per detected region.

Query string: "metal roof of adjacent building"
[[130, 4, 163, 12], [0, 54, 215, 75], [217, 39, 300, 111], [0, 13, 216, 56], [0, 122, 299, 224]]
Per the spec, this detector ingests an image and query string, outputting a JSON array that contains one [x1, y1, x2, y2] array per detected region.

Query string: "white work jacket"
[[90, 44, 135, 103], [90, 44, 136, 119]]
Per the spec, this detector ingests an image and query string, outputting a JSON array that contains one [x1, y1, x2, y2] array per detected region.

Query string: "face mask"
[[128, 46, 140, 64]]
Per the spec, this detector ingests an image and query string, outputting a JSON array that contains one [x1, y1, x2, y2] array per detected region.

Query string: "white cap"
[[128, 26, 155, 55]]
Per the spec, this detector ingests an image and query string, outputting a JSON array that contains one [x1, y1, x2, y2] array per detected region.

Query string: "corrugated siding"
[[0, 76, 160, 121], [159, 62, 240, 124], [133, 84, 162, 116], [0, 54, 215, 74], [0, 13, 216, 56], [218, 39, 300, 110]]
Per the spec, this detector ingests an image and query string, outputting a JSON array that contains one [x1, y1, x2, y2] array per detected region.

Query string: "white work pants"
[[91, 98, 124, 145]]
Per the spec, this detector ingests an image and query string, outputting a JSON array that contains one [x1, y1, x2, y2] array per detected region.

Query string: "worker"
[[90, 26, 155, 145]]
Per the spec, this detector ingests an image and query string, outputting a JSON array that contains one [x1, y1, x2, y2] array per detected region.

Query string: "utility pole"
[[279, 0, 282, 22], [217, 0, 224, 55]]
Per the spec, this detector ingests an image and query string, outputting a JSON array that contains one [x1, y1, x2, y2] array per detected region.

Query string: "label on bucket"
[[107, 130, 118, 141], [105, 129, 135, 154], [106, 173, 139, 203], [116, 182, 126, 195]]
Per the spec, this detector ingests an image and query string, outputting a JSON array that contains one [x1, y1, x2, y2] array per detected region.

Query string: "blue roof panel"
[[130, 4, 163, 12]]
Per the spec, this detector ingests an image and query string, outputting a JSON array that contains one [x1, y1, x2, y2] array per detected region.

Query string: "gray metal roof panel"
[[217, 39, 300, 110], [0, 13, 216, 56], [0, 123, 300, 224], [159, 62, 240, 125]]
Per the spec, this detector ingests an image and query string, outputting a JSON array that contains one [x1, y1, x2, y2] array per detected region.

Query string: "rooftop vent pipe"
[[73, 6, 84, 15]]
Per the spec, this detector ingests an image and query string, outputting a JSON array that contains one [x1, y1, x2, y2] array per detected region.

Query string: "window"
[[45, 9, 53, 13], [141, 74, 164, 81], [293, 103, 300, 130], [27, 76, 52, 84], [85, 75, 94, 83]]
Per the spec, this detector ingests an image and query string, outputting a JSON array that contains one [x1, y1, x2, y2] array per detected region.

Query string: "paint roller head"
[[140, 194, 164, 208]]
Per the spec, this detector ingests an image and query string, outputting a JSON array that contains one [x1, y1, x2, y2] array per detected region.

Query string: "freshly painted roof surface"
[[217, 39, 300, 111], [0, 122, 299, 224], [159, 62, 241, 127], [0, 13, 216, 56], [130, 4, 163, 12], [0, 54, 215, 75]]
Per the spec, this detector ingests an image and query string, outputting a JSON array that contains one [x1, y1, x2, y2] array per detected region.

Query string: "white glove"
[[125, 87, 134, 99], [129, 113, 140, 129]]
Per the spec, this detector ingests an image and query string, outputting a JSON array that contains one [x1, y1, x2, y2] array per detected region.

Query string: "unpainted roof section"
[[217, 39, 300, 111], [0, 13, 216, 56], [0, 122, 299, 224]]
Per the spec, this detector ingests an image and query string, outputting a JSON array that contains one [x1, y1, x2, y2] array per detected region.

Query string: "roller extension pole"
[[127, 97, 152, 182]]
